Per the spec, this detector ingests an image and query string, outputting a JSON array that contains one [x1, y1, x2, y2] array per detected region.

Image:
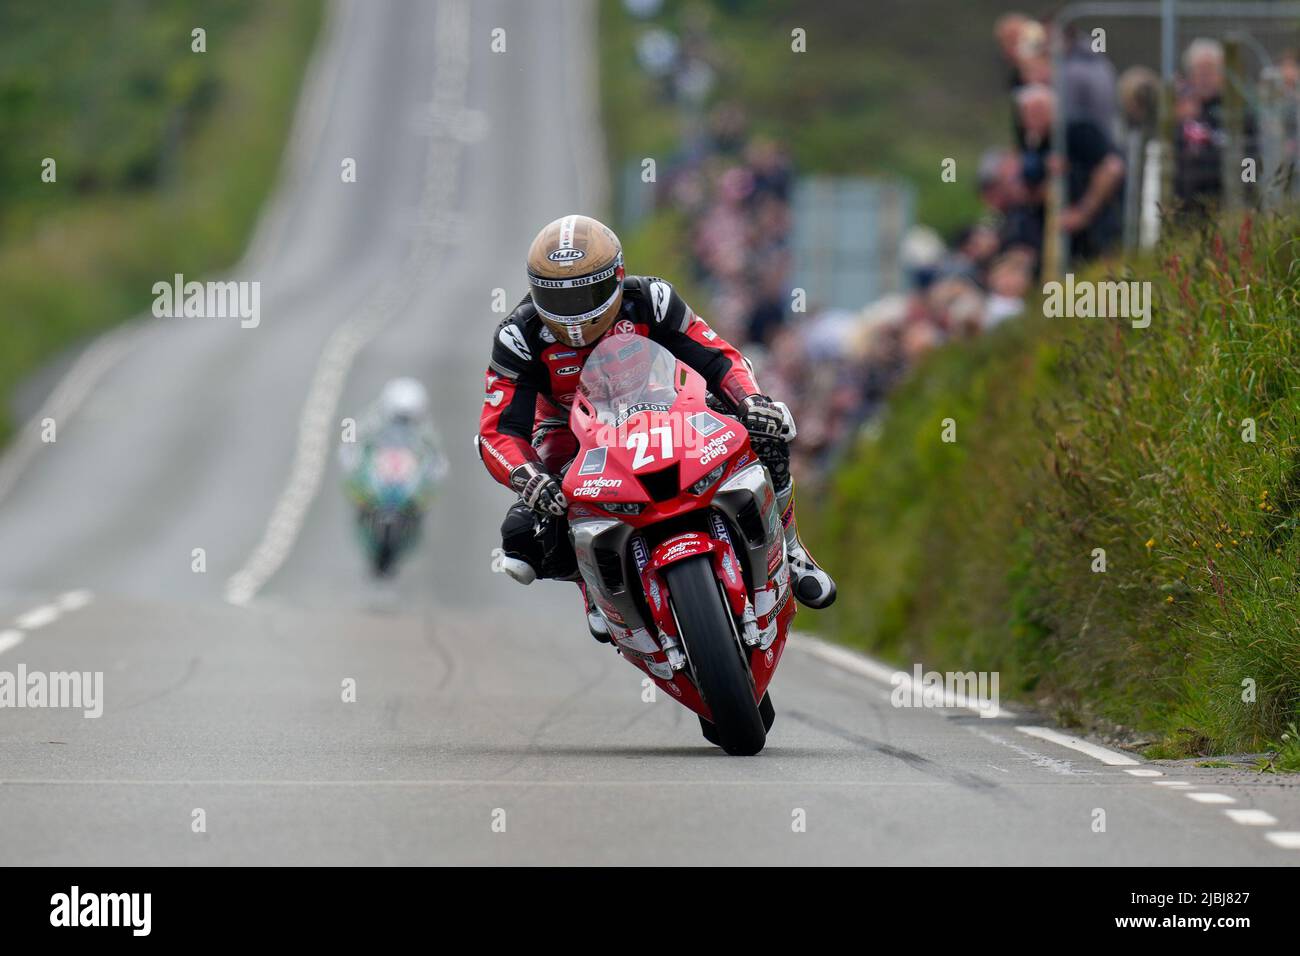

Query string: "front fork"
[[634, 524, 755, 675]]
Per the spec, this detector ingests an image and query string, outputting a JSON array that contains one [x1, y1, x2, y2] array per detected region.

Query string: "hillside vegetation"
[[814, 215, 1300, 765], [0, 0, 322, 439]]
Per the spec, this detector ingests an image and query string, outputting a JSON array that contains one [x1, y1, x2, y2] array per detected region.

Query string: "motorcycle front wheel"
[[666, 555, 766, 756]]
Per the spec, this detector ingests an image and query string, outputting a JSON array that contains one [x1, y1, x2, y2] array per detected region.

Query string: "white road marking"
[[789, 626, 1300, 848], [966, 726, 1082, 776], [57, 590, 93, 612], [1, 590, 93, 653], [1185, 792, 1236, 805], [790, 633, 1015, 718], [223, 0, 472, 606], [1224, 809, 1277, 826], [14, 604, 60, 630], [1014, 725, 1140, 765], [0, 324, 143, 507]]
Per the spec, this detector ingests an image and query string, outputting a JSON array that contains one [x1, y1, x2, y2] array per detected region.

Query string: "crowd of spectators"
[[626, 2, 1300, 482]]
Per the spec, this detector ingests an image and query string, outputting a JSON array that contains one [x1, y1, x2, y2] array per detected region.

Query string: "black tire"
[[666, 556, 766, 756], [372, 523, 397, 577]]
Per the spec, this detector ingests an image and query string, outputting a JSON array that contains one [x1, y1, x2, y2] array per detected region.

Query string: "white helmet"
[[379, 377, 429, 424]]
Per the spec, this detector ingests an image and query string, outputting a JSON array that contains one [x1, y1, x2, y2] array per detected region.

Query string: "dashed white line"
[[14, 604, 60, 630], [1014, 726, 1140, 765], [0, 590, 94, 656], [223, 0, 472, 606], [57, 589, 93, 612], [789, 637, 1298, 850], [1224, 809, 1277, 826], [1186, 792, 1236, 805], [0, 325, 143, 507], [790, 633, 1015, 717]]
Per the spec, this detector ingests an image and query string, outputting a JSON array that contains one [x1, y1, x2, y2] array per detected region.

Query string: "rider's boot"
[[777, 482, 837, 609], [491, 547, 537, 585], [580, 581, 611, 643]]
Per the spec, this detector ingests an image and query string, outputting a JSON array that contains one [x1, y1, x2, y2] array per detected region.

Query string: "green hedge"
[[812, 216, 1300, 766]]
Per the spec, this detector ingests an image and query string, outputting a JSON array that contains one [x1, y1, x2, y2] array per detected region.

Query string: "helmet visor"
[[528, 258, 623, 325]]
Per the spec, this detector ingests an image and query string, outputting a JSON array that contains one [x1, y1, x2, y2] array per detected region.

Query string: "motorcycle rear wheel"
[[666, 556, 766, 756]]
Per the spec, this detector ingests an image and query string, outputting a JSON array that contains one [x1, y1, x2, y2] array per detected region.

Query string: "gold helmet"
[[526, 214, 625, 347]]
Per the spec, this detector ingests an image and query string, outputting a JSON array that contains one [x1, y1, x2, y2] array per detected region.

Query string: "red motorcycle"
[[563, 333, 795, 755]]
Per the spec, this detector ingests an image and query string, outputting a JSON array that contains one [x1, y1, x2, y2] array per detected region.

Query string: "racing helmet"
[[526, 214, 626, 347], [379, 377, 429, 425]]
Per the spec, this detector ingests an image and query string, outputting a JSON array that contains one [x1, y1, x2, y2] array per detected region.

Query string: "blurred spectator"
[[1017, 83, 1125, 260], [1174, 38, 1257, 209], [1060, 24, 1119, 136], [1175, 38, 1227, 203]]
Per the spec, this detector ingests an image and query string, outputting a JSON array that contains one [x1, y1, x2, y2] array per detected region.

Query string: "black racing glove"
[[511, 463, 567, 517], [738, 394, 796, 442]]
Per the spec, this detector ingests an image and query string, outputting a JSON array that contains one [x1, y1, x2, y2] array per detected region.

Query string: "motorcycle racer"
[[477, 214, 835, 640]]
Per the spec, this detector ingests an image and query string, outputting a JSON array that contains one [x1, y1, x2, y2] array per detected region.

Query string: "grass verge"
[[812, 214, 1300, 760]]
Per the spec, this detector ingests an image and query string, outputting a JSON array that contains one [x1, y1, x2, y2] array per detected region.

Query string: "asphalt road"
[[1, 0, 1297, 866]]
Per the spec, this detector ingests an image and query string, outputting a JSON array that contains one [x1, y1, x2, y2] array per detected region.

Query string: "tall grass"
[[813, 214, 1300, 758]]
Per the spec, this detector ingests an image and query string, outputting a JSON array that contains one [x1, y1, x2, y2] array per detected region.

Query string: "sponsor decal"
[[631, 536, 649, 570], [483, 389, 504, 407], [692, 315, 718, 340], [478, 436, 512, 469], [647, 575, 662, 611], [688, 411, 726, 438], [771, 584, 790, 619], [614, 319, 637, 336], [698, 429, 736, 465], [555, 365, 581, 376], [720, 549, 738, 585], [614, 401, 672, 426], [572, 476, 622, 498], [665, 681, 682, 697], [658, 537, 699, 562], [709, 513, 731, 543], [577, 447, 607, 476], [556, 393, 575, 406], [734, 452, 752, 469], [547, 247, 586, 262], [767, 540, 784, 574], [538, 325, 556, 343], [765, 648, 775, 668], [548, 350, 578, 359]]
